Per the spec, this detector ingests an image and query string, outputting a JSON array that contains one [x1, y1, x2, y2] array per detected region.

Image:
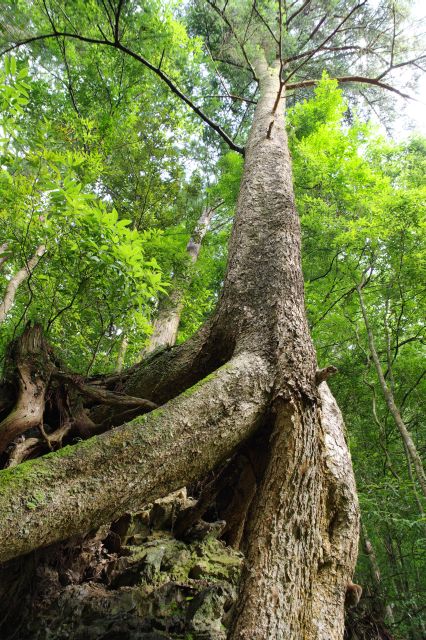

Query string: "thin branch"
[[212, 55, 251, 72], [301, 13, 327, 48], [99, 0, 115, 35], [114, 0, 126, 43], [284, 1, 367, 84], [285, 44, 378, 64], [307, 251, 341, 283], [206, 0, 258, 81], [286, 75, 420, 101], [377, 54, 426, 81], [242, 1, 256, 45], [286, 0, 311, 28], [253, 1, 279, 45], [202, 93, 257, 104], [114, 40, 245, 153], [400, 370, 426, 409]]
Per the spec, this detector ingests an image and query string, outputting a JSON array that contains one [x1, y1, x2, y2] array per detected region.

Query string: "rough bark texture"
[[310, 383, 360, 638], [0, 324, 53, 454]]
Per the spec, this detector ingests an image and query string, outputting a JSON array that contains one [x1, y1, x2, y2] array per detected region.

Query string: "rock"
[[150, 488, 188, 530], [181, 520, 226, 543], [19, 522, 243, 640], [187, 583, 236, 639]]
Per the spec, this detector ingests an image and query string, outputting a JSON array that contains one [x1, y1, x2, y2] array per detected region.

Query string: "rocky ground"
[[17, 489, 244, 640]]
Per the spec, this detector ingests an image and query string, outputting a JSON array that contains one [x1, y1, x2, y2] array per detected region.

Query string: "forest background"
[[0, 0, 425, 638]]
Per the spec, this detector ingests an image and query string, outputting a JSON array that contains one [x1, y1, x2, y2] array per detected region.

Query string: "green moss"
[[179, 371, 218, 399], [0, 435, 100, 497], [25, 489, 47, 510]]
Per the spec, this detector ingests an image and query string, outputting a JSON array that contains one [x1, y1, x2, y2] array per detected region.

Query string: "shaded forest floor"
[[0, 488, 394, 640]]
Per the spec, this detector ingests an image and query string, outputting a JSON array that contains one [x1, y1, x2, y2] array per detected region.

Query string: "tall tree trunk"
[[0, 56, 359, 640], [209, 55, 359, 640], [357, 284, 426, 499], [145, 206, 215, 353]]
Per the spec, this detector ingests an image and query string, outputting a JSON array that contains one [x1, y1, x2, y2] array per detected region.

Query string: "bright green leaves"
[[289, 74, 426, 635], [0, 60, 168, 373]]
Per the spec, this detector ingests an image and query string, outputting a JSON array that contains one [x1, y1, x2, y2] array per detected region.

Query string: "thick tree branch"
[[0, 353, 272, 563], [0, 245, 46, 324]]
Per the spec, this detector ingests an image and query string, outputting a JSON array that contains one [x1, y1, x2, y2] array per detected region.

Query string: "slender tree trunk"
[[116, 334, 128, 373], [362, 521, 394, 623], [357, 285, 426, 499], [145, 206, 215, 353], [0, 245, 46, 323], [0, 242, 9, 270]]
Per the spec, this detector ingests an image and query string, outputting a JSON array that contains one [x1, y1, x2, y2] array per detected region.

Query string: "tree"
[[0, 1, 424, 638]]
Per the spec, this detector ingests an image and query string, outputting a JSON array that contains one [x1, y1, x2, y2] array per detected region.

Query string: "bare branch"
[[286, 0, 311, 28], [115, 40, 245, 153], [202, 93, 257, 104], [301, 13, 327, 48], [206, 0, 258, 81], [377, 54, 426, 80], [253, 1, 279, 45], [284, 1, 367, 84], [286, 75, 420, 101]]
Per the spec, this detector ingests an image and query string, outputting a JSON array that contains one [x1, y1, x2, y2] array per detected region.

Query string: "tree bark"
[[116, 334, 128, 373], [0, 242, 10, 271], [362, 521, 394, 623], [0, 324, 53, 455], [0, 353, 271, 563], [214, 55, 358, 639]]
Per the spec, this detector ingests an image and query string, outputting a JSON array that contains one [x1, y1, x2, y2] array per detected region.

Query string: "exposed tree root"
[[6, 421, 73, 467], [0, 323, 53, 455], [0, 324, 162, 467]]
